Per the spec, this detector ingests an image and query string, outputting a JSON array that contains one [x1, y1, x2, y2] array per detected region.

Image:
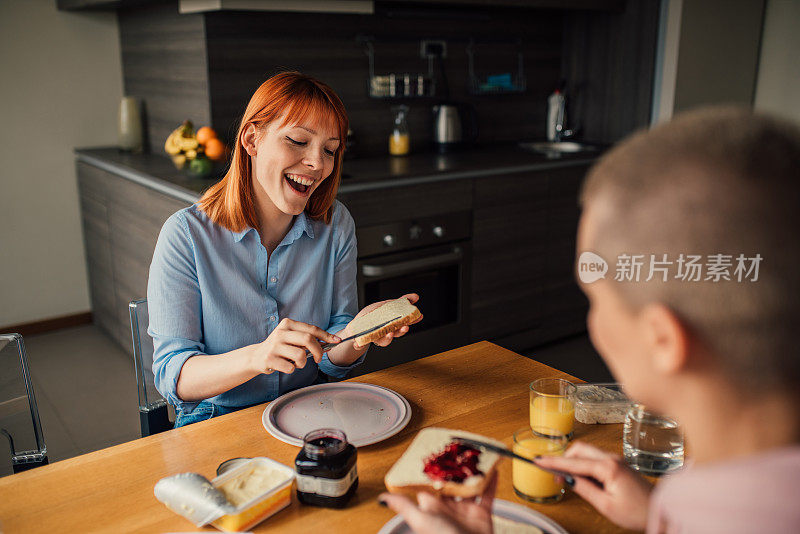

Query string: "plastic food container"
[[573, 383, 634, 424], [210, 457, 295, 532]]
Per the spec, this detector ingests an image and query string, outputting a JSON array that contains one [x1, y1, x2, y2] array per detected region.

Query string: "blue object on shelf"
[[486, 73, 513, 89]]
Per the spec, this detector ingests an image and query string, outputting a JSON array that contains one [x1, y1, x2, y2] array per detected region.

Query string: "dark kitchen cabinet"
[[77, 164, 118, 344], [470, 164, 590, 348], [540, 166, 590, 343], [77, 162, 189, 351], [471, 171, 548, 340]]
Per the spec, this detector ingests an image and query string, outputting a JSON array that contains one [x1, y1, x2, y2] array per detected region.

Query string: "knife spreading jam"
[[423, 441, 484, 483]]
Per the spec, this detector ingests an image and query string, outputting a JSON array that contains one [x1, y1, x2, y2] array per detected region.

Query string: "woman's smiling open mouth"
[[285, 173, 315, 194]]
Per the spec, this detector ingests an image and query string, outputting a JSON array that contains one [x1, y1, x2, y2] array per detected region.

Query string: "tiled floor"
[[5, 324, 611, 475], [16, 325, 140, 468]]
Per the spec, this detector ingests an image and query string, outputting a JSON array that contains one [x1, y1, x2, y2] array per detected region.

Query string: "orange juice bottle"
[[389, 105, 410, 156]]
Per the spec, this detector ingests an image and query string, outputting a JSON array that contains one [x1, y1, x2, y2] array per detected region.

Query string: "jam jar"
[[294, 428, 358, 508]]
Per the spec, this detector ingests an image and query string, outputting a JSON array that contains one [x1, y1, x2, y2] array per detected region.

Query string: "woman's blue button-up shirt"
[[147, 200, 362, 413]]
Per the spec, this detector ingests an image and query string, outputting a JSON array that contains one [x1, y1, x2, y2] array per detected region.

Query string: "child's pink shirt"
[[647, 446, 800, 534]]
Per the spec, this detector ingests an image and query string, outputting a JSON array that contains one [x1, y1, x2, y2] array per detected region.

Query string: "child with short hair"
[[537, 106, 800, 533], [382, 107, 800, 533]]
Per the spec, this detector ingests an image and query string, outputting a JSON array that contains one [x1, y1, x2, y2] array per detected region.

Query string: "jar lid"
[[216, 457, 252, 476]]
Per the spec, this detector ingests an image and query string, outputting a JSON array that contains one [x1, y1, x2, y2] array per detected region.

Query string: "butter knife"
[[307, 316, 402, 355], [454, 437, 602, 488]]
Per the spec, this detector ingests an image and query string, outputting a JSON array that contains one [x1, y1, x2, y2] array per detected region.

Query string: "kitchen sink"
[[518, 141, 598, 154]]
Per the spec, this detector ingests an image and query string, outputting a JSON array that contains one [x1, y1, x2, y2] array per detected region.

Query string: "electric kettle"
[[432, 103, 477, 152]]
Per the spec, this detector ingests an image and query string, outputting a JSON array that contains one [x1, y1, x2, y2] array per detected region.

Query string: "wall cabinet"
[[386, 0, 623, 10]]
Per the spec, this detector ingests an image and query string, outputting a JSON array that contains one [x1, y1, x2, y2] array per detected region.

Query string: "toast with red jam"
[[384, 427, 504, 498]]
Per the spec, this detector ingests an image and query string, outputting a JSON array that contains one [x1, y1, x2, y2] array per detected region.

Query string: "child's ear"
[[641, 303, 689, 375], [241, 123, 258, 156]]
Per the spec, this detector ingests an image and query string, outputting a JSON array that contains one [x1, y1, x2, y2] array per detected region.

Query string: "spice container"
[[211, 457, 295, 532], [574, 383, 634, 424], [294, 428, 358, 508], [368, 74, 435, 98]]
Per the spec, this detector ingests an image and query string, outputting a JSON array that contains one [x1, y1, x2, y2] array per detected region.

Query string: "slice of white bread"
[[384, 427, 505, 498], [347, 297, 422, 347]]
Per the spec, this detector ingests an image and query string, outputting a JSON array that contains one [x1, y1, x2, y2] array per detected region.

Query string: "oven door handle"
[[361, 246, 463, 278]]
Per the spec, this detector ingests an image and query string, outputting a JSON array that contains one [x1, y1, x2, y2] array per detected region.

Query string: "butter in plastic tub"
[[211, 457, 295, 532], [574, 383, 634, 424]]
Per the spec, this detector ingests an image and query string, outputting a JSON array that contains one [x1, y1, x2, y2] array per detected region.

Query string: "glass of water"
[[623, 404, 684, 476]]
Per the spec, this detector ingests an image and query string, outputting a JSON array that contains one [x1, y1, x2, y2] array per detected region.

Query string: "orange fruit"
[[204, 138, 226, 161], [196, 126, 217, 146]]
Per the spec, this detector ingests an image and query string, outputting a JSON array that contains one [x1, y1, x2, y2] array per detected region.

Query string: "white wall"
[[0, 0, 123, 327], [653, 0, 800, 126], [651, 0, 766, 123], [672, 0, 764, 114], [754, 0, 800, 123]]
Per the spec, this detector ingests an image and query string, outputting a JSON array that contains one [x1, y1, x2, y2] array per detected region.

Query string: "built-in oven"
[[350, 211, 471, 376]]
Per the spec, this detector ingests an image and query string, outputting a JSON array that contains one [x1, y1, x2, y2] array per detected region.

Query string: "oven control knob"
[[432, 225, 445, 238], [383, 234, 396, 247], [409, 224, 423, 240]]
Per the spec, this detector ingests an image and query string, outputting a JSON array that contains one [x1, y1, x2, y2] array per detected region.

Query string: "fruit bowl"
[[165, 120, 228, 179]]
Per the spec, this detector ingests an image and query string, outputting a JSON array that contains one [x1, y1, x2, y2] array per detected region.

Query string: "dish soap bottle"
[[546, 89, 565, 142], [547, 79, 569, 142], [389, 105, 410, 156]]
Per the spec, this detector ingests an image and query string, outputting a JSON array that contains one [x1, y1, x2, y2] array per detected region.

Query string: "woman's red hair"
[[198, 72, 349, 230]]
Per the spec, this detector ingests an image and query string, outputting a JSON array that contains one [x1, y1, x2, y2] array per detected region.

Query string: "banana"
[[164, 120, 198, 156], [164, 130, 183, 155], [180, 137, 199, 151], [165, 119, 204, 168]]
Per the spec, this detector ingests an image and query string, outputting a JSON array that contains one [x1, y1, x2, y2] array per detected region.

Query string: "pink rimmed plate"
[[262, 382, 412, 447]]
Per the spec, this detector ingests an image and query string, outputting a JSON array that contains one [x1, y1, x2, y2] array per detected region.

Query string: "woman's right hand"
[[249, 318, 340, 375], [534, 441, 653, 531]]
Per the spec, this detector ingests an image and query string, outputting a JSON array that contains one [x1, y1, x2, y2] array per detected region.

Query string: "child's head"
[[576, 107, 800, 411]]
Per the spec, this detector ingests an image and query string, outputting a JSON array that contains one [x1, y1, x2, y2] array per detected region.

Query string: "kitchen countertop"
[[75, 144, 602, 203]]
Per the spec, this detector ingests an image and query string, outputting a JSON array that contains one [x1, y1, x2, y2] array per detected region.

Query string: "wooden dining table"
[[0, 341, 633, 533]]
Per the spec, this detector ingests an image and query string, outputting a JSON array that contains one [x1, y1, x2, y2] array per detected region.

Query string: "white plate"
[[377, 499, 569, 534], [262, 382, 412, 447]]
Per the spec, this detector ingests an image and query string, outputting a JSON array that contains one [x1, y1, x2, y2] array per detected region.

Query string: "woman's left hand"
[[378, 472, 497, 534], [351, 293, 421, 349]]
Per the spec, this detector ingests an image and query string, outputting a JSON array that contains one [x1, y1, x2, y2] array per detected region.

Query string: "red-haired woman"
[[147, 72, 419, 427]]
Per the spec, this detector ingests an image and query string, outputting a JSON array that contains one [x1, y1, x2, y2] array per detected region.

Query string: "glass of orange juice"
[[512, 427, 568, 503], [530, 378, 576, 439]]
